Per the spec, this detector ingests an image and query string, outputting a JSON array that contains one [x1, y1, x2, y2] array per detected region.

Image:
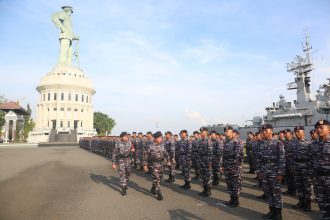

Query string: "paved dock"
[[0, 146, 319, 220]]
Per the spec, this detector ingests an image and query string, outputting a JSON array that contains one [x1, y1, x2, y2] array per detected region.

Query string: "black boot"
[[193, 175, 199, 180], [181, 181, 191, 190], [229, 196, 239, 208], [204, 186, 212, 197], [121, 186, 127, 195], [165, 174, 173, 183], [157, 191, 163, 200], [292, 197, 304, 209], [212, 176, 220, 186], [257, 193, 266, 199], [303, 199, 311, 212], [225, 196, 234, 206], [150, 185, 156, 195], [262, 206, 275, 219], [198, 185, 207, 196], [273, 207, 282, 220]]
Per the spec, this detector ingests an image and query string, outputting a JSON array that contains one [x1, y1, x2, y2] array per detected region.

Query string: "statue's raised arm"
[[51, 6, 79, 66]]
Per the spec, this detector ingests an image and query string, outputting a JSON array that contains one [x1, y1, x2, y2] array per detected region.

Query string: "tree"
[[23, 104, 35, 141], [0, 95, 6, 128], [94, 112, 116, 136]]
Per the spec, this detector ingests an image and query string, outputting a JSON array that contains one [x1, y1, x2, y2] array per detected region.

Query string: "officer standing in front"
[[309, 120, 330, 219], [112, 132, 134, 195], [257, 124, 285, 220]]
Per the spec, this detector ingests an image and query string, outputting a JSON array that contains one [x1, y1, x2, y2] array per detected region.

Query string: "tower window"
[[54, 93, 57, 101], [61, 93, 64, 101], [75, 94, 78, 102], [48, 93, 50, 101], [82, 95, 84, 102], [68, 93, 71, 101]]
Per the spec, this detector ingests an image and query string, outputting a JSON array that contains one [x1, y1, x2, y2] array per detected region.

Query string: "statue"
[[51, 6, 79, 66]]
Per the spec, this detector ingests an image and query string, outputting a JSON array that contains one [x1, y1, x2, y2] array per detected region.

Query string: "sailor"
[[112, 132, 133, 195], [223, 126, 243, 208], [292, 126, 312, 212], [283, 129, 297, 196], [257, 124, 285, 220], [308, 120, 330, 219], [143, 131, 169, 200]]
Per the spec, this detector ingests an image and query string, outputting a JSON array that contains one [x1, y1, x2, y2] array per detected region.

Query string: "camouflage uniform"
[[308, 137, 330, 218], [211, 137, 224, 185], [192, 138, 200, 179], [135, 137, 145, 169], [246, 137, 255, 173], [178, 138, 192, 182], [223, 138, 243, 199], [292, 138, 313, 209], [198, 137, 213, 196], [164, 138, 176, 179], [143, 142, 169, 193], [284, 139, 297, 194], [112, 140, 133, 187], [256, 138, 285, 209]]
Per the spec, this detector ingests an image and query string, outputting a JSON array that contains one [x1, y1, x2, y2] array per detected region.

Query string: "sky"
[[0, 0, 330, 135]]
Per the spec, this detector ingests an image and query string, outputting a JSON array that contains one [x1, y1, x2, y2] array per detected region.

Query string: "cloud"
[[185, 109, 208, 126]]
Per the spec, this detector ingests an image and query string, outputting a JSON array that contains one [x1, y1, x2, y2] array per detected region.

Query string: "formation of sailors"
[[80, 119, 330, 220]]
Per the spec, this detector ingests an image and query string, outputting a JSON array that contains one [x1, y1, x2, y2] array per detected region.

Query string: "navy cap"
[[200, 127, 208, 132], [165, 131, 172, 135], [193, 131, 200, 135], [180, 130, 188, 134], [294, 126, 304, 131], [315, 119, 330, 128], [120, 132, 128, 138], [224, 126, 233, 131], [211, 130, 217, 134], [147, 131, 152, 135], [153, 131, 162, 139], [309, 129, 316, 134], [261, 124, 273, 130], [138, 132, 143, 135], [283, 128, 292, 133]]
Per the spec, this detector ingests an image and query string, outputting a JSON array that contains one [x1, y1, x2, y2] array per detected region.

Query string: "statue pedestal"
[[28, 65, 96, 143]]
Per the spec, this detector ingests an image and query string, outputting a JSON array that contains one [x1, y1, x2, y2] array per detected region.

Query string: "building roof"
[[0, 101, 29, 115]]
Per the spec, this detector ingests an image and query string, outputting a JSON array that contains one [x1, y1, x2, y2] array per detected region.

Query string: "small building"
[[0, 101, 29, 143]]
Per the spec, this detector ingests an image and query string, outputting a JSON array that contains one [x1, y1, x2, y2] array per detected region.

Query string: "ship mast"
[[286, 33, 313, 107]]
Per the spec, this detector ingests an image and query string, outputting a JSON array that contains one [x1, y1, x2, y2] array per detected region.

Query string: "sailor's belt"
[[262, 159, 278, 163], [118, 156, 130, 159], [315, 170, 330, 176]]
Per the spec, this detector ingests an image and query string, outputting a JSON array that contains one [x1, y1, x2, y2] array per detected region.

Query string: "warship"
[[204, 35, 330, 140]]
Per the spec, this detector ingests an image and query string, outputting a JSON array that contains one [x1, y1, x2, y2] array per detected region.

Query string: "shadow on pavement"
[[168, 209, 203, 220], [89, 173, 155, 198]]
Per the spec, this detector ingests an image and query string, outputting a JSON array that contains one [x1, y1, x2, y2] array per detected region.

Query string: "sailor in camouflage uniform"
[[198, 128, 213, 197], [283, 129, 297, 196], [178, 130, 192, 190], [308, 120, 330, 219], [144, 131, 154, 174], [253, 131, 267, 199], [246, 132, 255, 174], [192, 131, 201, 180], [222, 126, 243, 208], [164, 131, 176, 183], [291, 126, 312, 212], [143, 131, 169, 200], [210, 130, 223, 186], [135, 132, 144, 170], [112, 132, 133, 195], [257, 124, 285, 220]]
